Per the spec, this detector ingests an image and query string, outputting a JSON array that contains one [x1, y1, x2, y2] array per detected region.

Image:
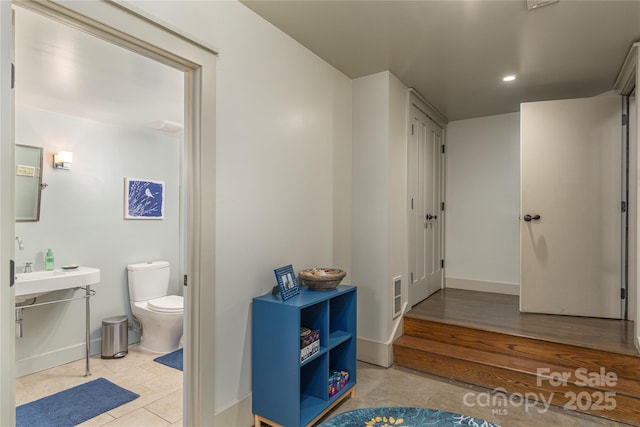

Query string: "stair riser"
[[396, 335, 640, 399], [394, 345, 640, 426], [403, 318, 640, 380]]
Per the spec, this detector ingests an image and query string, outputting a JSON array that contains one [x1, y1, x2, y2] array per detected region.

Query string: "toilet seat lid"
[[147, 295, 183, 313]]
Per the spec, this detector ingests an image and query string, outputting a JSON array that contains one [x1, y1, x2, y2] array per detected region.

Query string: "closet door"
[[408, 105, 443, 307]]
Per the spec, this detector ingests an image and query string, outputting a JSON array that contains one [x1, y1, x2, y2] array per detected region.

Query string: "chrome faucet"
[[15, 236, 24, 251]]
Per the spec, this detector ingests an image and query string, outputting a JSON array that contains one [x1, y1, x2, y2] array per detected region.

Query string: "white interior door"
[[408, 105, 443, 307], [520, 96, 623, 319]]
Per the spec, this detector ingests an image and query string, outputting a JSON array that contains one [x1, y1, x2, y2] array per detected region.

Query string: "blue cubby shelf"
[[252, 285, 357, 427]]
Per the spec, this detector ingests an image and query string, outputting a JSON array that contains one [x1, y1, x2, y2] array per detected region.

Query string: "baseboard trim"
[[356, 301, 408, 368], [357, 336, 392, 367], [215, 393, 253, 426], [16, 338, 102, 377], [445, 277, 520, 296]]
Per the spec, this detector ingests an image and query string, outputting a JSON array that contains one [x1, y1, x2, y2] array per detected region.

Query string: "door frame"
[[407, 89, 447, 308], [614, 42, 639, 350], [0, 2, 16, 425], [1, 1, 217, 424]]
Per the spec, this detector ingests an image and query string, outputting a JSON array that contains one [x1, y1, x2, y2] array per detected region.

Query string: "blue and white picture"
[[124, 178, 165, 220], [274, 264, 300, 301]]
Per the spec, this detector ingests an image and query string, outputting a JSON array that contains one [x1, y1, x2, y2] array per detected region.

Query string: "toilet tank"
[[127, 261, 170, 302]]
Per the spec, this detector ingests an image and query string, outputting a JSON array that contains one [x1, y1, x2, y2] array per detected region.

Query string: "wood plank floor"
[[406, 288, 638, 356]]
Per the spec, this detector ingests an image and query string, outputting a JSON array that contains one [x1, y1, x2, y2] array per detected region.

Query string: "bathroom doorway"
[[1, 1, 216, 424]]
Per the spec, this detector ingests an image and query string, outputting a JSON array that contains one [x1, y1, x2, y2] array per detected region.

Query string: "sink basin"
[[15, 267, 100, 303]]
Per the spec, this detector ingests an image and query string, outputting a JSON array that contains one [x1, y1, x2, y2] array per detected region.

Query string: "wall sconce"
[[53, 152, 73, 170]]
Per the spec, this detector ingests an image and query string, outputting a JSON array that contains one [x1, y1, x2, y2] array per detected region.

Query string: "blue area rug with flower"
[[319, 407, 501, 427]]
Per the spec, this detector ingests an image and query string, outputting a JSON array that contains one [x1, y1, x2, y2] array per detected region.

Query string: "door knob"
[[523, 214, 541, 222], [426, 214, 438, 220]]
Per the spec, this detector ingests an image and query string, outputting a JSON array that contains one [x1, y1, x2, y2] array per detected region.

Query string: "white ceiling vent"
[[526, 0, 559, 10]]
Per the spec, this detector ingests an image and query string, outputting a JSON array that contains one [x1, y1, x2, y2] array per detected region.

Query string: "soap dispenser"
[[45, 249, 55, 271]]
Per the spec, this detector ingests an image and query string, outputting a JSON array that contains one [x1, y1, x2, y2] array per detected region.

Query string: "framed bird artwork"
[[124, 177, 165, 219]]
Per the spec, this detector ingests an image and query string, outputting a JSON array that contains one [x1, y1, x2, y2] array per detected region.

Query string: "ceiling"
[[12, 2, 640, 125], [13, 6, 184, 128], [242, 0, 640, 121]]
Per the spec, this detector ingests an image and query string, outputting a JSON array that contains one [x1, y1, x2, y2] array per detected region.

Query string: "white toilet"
[[127, 261, 183, 353]]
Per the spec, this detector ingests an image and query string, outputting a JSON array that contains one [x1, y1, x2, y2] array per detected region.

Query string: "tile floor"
[[16, 344, 183, 426], [16, 348, 629, 427]]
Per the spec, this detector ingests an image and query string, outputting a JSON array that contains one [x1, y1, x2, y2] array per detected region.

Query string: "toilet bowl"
[[127, 261, 183, 353]]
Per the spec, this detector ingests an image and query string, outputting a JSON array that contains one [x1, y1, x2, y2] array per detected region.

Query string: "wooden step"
[[394, 318, 640, 425], [396, 335, 640, 399], [404, 318, 640, 380]]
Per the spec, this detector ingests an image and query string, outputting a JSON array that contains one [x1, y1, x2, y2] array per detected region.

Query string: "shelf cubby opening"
[[329, 291, 356, 338], [301, 353, 328, 402], [301, 300, 328, 348]]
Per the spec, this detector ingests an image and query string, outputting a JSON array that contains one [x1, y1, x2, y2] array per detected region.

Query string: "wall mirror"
[[15, 144, 43, 222]]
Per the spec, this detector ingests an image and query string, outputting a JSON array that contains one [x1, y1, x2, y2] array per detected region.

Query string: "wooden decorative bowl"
[[298, 268, 346, 290]]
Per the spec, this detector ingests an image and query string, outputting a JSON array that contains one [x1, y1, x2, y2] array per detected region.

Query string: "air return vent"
[[392, 276, 402, 318]]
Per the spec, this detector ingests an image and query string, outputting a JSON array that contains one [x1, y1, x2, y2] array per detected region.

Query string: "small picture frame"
[[124, 177, 165, 219], [274, 264, 300, 301]]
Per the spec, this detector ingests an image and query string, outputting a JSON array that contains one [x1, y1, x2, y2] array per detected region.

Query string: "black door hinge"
[[622, 114, 628, 126], [622, 201, 627, 213], [9, 260, 14, 287], [183, 274, 188, 287], [441, 145, 445, 154], [411, 124, 414, 135], [411, 198, 414, 210], [621, 288, 627, 299], [441, 202, 445, 211], [11, 63, 14, 89], [410, 272, 414, 282], [440, 259, 445, 269]]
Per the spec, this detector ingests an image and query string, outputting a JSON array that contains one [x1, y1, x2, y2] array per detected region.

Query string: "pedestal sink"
[[15, 267, 100, 303]]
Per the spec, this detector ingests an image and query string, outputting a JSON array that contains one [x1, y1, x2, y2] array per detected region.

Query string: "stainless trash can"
[[101, 315, 128, 359]]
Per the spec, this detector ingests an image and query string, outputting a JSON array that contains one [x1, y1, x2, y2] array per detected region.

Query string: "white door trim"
[[614, 42, 640, 351], [0, 2, 16, 425], [4, 1, 217, 424]]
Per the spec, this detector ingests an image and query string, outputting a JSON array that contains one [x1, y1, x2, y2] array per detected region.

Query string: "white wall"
[[128, 1, 353, 420], [445, 112, 520, 292], [352, 72, 390, 342], [352, 71, 408, 365], [14, 105, 182, 376]]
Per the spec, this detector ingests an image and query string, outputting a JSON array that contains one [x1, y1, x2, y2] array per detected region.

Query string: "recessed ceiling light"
[[503, 75, 517, 82], [527, 0, 559, 11]]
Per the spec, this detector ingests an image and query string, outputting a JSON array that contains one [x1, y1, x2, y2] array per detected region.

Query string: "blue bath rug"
[[16, 377, 139, 427], [153, 347, 183, 371], [319, 407, 501, 427]]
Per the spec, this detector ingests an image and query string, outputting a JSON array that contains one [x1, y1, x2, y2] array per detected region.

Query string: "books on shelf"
[[300, 327, 320, 362], [329, 369, 349, 397]]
